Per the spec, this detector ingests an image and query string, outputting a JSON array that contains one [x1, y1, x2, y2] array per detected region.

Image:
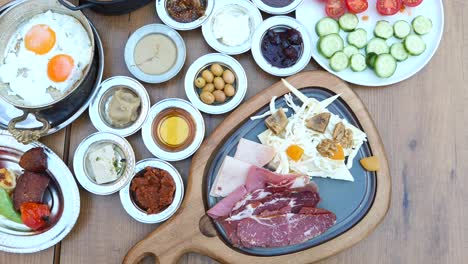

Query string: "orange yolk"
[[25, 24, 56, 55], [47, 54, 74, 82], [330, 144, 345, 160]]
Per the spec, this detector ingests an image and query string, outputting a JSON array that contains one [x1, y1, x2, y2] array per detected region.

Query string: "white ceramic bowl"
[[185, 53, 247, 114], [125, 24, 186, 83], [251, 16, 312, 77], [119, 158, 184, 224], [156, 0, 214, 31], [89, 76, 150, 137], [201, 0, 263, 55]]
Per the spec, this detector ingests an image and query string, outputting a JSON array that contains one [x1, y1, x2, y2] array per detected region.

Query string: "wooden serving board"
[[124, 71, 391, 264]]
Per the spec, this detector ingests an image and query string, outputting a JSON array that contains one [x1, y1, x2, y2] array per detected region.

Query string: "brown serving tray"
[[124, 71, 391, 264]]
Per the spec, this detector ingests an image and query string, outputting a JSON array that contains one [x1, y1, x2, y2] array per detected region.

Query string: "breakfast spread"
[[0, 0, 440, 259], [0, 11, 92, 106]]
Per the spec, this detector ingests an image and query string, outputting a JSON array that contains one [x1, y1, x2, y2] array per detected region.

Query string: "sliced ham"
[[234, 138, 276, 167], [207, 165, 311, 219], [207, 186, 247, 219], [209, 156, 252, 197]]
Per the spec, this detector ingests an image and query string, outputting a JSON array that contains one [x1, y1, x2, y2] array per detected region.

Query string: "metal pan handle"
[[8, 111, 50, 144], [58, 0, 96, 11]]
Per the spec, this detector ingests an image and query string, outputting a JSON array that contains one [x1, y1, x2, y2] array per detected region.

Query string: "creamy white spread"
[[212, 7, 251, 47]]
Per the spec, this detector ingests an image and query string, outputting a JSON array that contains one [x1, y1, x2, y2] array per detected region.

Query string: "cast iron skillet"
[[58, 0, 152, 15]]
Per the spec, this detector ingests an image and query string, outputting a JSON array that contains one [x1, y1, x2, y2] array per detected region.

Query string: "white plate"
[[119, 158, 184, 224], [0, 130, 80, 253], [296, 0, 444, 87], [201, 0, 263, 55], [185, 53, 247, 114]]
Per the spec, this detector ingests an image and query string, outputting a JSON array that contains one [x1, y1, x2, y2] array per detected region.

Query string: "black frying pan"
[[58, 0, 152, 15]]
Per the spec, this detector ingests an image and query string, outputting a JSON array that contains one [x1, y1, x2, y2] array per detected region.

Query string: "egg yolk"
[[25, 24, 56, 55], [47, 54, 74, 82]]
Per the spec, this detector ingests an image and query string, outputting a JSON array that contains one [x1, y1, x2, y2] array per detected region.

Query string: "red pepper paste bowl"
[[119, 158, 184, 224]]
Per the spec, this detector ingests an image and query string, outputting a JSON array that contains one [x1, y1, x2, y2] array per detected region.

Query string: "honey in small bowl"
[[152, 108, 196, 152]]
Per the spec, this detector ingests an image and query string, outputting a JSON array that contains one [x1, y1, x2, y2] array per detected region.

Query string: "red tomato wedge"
[[346, 0, 368, 14], [376, 0, 402, 16], [326, 0, 346, 18], [402, 0, 423, 7]]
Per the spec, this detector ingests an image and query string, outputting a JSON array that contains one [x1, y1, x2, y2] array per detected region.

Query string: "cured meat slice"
[[209, 156, 252, 197], [207, 165, 311, 218], [13, 171, 50, 210], [234, 209, 336, 248], [207, 186, 247, 219], [234, 138, 276, 167]]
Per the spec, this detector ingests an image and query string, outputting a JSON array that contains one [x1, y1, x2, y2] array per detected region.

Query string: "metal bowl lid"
[[124, 24, 186, 83], [185, 53, 247, 115], [251, 16, 312, 77], [119, 158, 184, 224], [73, 132, 136, 195], [0, 130, 80, 253], [201, 0, 263, 55], [142, 98, 205, 161], [89, 76, 150, 137], [251, 0, 304, 15], [156, 0, 214, 31]]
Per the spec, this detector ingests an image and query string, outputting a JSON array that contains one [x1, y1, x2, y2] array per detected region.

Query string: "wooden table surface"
[[1, 0, 466, 263]]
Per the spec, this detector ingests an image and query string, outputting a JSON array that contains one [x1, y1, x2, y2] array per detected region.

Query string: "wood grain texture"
[[123, 71, 391, 264], [1, 0, 467, 263]]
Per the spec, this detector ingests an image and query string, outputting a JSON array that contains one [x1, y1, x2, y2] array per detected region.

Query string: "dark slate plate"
[[205, 87, 377, 256]]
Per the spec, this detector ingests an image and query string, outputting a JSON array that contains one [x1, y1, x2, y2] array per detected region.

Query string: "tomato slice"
[[376, 0, 402, 16], [20, 202, 51, 230], [326, 0, 346, 19], [346, 0, 368, 14], [402, 0, 423, 7]]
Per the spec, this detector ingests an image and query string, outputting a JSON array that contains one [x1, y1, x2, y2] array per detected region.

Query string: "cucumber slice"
[[374, 20, 394, 39], [404, 34, 426, 55], [316, 17, 340, 37], [374, 54, 397, 78], [347, 28, 368, 49], [329, 51, 349, 72], [412, 16, 432, 35], [319, 34, 344, 58], [339, 13, 359, 32], [366, 52, 378, 69], [350, 54, 367, 72], [390, 43, 409, 61], [366, 38, 389, 55], [393, 20, 411, 39], [343, 45, 359, 58]]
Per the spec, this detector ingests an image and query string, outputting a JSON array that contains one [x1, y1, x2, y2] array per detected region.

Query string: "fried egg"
[[0, 11, 92, 106]]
